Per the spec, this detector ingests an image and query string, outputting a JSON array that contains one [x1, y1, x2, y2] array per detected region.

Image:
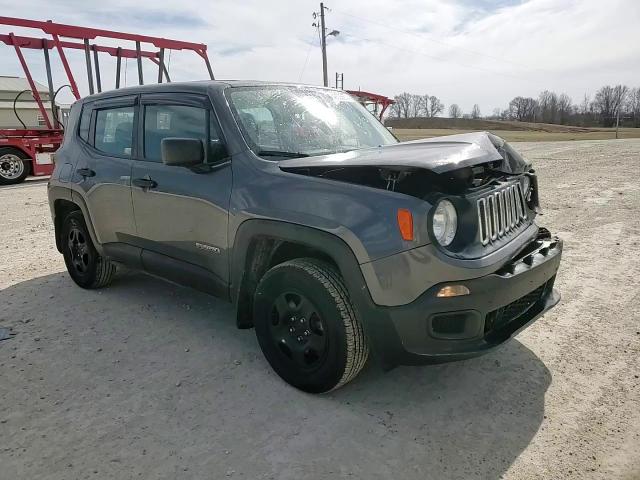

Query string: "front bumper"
[[369, 230, 562, 366]]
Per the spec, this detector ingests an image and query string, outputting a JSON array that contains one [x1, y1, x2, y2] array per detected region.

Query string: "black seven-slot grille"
[[477, 182, 528, 245]]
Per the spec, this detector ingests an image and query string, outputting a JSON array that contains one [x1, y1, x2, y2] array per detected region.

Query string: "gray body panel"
[[79, 155, 134, 244], [130, 159, 232, 283], [227, 151, 430, 264], [361, 223, 539, 306]]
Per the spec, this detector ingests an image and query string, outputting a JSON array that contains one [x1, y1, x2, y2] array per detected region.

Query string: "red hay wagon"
[[0, 16, 214, 184]]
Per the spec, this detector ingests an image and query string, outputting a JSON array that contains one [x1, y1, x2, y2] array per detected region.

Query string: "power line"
[[298, 36, 317, 82]]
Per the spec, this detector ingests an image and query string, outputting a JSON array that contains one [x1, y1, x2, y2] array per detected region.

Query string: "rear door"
[[130, 93, 232, 295], [74, 96, 137, 245]]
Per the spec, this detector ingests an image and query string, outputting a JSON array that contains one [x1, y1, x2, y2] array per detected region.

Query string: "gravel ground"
[[1, 139, 639, 480]]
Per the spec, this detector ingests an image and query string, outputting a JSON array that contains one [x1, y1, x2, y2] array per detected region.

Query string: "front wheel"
[[253, 258, 369, 393], [0, 148, 30, 185]]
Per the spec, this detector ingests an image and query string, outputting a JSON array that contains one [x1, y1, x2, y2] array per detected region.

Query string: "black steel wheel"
[[61, 210, 116, 289], [253, 258, 369, 393], [67, 224, 92, 275], [268, 291, 329, 371]]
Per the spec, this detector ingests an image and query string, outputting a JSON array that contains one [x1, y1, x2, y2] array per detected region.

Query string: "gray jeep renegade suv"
[[48, 81, 562, 392]]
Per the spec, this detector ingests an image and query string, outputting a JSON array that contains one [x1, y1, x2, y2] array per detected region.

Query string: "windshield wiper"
[[257, 150, 309, 158]]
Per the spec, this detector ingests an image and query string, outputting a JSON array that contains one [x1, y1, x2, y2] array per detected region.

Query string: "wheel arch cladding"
[[53, 199, 81, 253], [234, 235, 340, 329], [230, 219, 405, 369]]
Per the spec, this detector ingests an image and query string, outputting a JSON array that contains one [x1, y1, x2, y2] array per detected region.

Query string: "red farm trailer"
[[0, 16, 214, 185], [346, 90, 394, 121]]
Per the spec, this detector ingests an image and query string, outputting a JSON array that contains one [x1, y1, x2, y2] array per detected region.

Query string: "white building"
[[0, 76, 68, 129]]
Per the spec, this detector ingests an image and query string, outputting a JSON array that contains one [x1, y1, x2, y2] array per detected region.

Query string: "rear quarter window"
[[94, 106, 135, 157]]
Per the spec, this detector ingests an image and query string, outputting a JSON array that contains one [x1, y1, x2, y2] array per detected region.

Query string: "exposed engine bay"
[[280, 160, 516, 197], [279, 132, 533, 198]]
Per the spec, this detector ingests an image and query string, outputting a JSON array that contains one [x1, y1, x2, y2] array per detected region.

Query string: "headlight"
[[432, 199, 457, 246]]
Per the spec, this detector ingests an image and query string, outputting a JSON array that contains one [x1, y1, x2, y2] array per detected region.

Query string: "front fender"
[[229, 219, 405, 369]]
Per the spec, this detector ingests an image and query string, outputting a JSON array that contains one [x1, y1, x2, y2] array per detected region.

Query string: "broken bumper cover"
[[368, 233, 563, 366]]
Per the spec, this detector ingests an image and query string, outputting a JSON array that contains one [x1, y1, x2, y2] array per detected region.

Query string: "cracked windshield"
[[228, 86, 397, 158]]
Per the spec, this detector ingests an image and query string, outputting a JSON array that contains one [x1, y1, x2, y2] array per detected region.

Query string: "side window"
[[237, 106, 279, 149], [94, 106, 134, 157], [144, 105, 207, 162], [78, 105, 92, 143]]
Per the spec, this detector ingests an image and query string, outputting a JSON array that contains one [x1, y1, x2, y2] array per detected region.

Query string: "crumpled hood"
[[279, 131, 531, 174]]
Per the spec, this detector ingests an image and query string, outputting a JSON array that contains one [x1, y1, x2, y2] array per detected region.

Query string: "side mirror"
[[209, 139, 229, 163], [161, 138, 204, 167]]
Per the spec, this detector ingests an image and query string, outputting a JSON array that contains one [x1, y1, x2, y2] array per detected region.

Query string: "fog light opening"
[[436, 285, 470, 298]]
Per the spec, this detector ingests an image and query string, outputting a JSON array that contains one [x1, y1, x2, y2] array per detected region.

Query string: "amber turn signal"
[[397, 209, 414, 241], [436, 285, 471, 298]]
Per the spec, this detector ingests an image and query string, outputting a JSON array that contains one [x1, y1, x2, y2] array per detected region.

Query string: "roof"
[[0, 76, 48, 93], [80, 80, 344, 102]]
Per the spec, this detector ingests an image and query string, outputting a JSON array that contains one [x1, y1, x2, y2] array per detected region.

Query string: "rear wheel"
[[61, 211, 116, 289], [0, 148, 30, 185], [253, 258, 369, 393]]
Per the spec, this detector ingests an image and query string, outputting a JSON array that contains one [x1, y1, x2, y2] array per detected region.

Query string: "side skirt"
[[103, 242, 230, 300]]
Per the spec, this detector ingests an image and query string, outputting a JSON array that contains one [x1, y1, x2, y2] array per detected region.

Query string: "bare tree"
[[538, 90, 558, 123], [580, 94, 590, 115], [449, 103, 461, 118], [391, 92, 413, 118], [487, 107, 502, 120], [557, 94, 572, 125], [410, 94, 426, 118], [471, 104, 481, 119], [627, 87, 640, 127], [427, 95, 444, 117], [420, 95, 431, 116], [593, 85, 628, 127], [508, 96, 537, 122], [577, 94, 591, 126]]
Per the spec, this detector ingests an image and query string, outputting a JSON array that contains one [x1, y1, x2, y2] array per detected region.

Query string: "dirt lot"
[[1, 139, 639, 479]]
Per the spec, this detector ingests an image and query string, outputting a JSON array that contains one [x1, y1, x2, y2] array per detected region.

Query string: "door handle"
[[76, 168, 95, 177], [132, 177, 158, 189]]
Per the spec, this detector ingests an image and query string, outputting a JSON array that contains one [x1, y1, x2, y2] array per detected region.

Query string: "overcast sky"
[[1, 0, 638, 115]]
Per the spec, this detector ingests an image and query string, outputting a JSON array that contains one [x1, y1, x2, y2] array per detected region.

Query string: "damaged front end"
[[278, 131, 537, 199], [280, 132, 541, 259]]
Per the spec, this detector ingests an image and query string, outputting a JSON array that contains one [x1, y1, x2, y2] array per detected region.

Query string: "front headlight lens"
[[432, 199, 457, 246]]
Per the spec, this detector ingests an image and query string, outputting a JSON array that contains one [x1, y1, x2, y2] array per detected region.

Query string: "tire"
[[253, 258, 369, 393], [61, 210, 116, 289], [0, 148, 30, 185]]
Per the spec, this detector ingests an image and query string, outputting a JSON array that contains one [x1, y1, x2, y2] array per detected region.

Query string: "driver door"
[[130, 93, 232, 296]]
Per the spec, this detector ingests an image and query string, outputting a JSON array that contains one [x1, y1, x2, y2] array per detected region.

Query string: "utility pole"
[[615, 109, 620, 139], [320, 2, 328, 87], [313, 3, 339, 87]]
